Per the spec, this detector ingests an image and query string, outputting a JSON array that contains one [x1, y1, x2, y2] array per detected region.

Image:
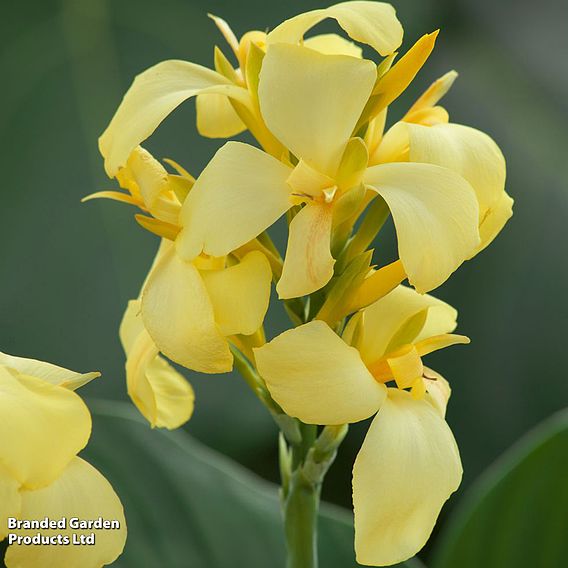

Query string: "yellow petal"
[[404, 105, 450, 127], [345, 259, 406, 314], [0, 367, 91, 489], [0, 466, 21, 539], [353, 388, 462, 565], [201, 251, 272, 336], [258, 43, 376, 176], [267, 1, 403, 56], [5, 457, 126, 568], [196, 93, 246, 138], [369, 120, 410, 165], [304, 33, 362, 58], [349, 285, 458, 365], [415, 333, 470, 356], [177, 142, 292, 261], [254, 321, 386, 425], [208, 13, 240, 58], [405, 70, 458, 116], [99, 60, 250, 176], [385, 345, 423, 389], [371, 31, 439, 114], [277, 203, 335, 299], [141, 247, 232, 374], [364, 109, 388, 158], [0, 352, 99, 391], [120, 300, 195, 429], [287, 159, 336, 199], [120, 146, 168, 210], [405, 122, 511, 251], [81, 190, 143, 208], [422, 367, 452, 418], [365, 162, 480, 293], [135, 214, 180, 241], [475, 189, 514, 256]]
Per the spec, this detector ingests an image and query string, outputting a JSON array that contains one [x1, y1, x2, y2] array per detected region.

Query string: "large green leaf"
[[432, 408, 568, 568], [82, 400, 422, 568]]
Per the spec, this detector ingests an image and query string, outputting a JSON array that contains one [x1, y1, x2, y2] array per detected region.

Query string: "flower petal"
[[5, 457, 126, 568], [177, 142, 292, 261], [350, 285, 458, 364], [405, 122, 512, 251], [254, 320, 386, 425], [196, 93, 246, 138], [267, 1, 403, 56], [0, 367, 91, 489], [0, 352, 99, 391], [141, 247, 232, 374], [304, 33, 362, 58], [120, 300, 195, 429], [118, 147, 168, 209], [259, 43, 376, 176], [201, 251, 272, 336], [0, 466, 21, 540], [277, 203, 335, 299], [475, 189, 514, 256], [353, 388, 462, 565], [365, 162, 480, 293], [99, 60, 250, 176], [371, 31, 438, 113], [422, 367, 451, 418]]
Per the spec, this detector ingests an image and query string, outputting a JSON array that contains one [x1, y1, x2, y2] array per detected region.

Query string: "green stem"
[[283, 443, 321, 568]]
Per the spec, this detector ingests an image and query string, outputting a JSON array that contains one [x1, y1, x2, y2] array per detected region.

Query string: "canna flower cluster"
[[0, 353, 126, 568], [90, 1, 512, 565]]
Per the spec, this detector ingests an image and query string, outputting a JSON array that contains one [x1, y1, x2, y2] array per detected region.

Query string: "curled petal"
[[120, 300, 195, 429], [277, 203, 335, 299], [353, 389, 462, 566], [259, 43, 376, 176], [0, 367, 91, 489], [255, 320, 386, 425], [365, 162, 480, 293], [99, 60, 250, 176], [141, 248, 232, 374], [267, 1, 403, 56], [0, 352, 99, 391], [178, 142, 292, 261], [5, 458, 126, 568], [475, 189, 514, 256]]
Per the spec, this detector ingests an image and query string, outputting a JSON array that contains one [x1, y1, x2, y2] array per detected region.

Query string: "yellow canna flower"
[[0, 354, 126, 568], [86, 146, 273, 376], [254, 286, 465, 565], [177, 41, 480, 297]]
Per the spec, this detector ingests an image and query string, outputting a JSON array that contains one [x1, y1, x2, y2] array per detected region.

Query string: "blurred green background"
[[1, 0, 567, 564]]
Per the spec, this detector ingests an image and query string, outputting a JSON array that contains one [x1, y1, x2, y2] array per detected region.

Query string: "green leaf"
[[82, 400, 421, 568], [432, 409, 568, 568]]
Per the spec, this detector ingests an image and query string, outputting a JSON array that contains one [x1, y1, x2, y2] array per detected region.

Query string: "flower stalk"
[[279, 422, 348, 568]]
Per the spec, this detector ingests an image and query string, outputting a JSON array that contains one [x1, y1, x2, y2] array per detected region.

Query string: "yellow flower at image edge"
[[254, 286, 465, 566], [0, 353, 126, 568]]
